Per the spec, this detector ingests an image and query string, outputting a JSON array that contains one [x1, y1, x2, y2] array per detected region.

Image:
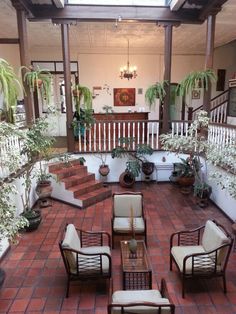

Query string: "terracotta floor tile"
[[27, 297, 46, 311], [9, 298, 30, 312], [0, 287, 19, 299]]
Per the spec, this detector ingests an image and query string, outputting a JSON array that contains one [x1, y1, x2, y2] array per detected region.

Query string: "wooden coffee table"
[[120, 240, 152, 290]]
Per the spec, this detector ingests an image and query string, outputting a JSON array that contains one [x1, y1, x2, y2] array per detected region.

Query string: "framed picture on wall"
[[192, 90, 201, 99], [114, 88, 135, 106]]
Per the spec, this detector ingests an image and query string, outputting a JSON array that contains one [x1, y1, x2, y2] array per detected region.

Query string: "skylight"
[[68, 0, 167, 6]]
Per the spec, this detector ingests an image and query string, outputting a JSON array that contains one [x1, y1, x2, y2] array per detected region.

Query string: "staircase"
[[192, 89, 229, 123], [49, 160, 112, 208]]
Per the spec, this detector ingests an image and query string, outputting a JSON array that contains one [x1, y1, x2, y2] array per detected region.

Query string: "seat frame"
[[170, 219, 233, 298], [59, 224, 112, 297], [111, 192, 147, 248], [107, 278, 175, 314]]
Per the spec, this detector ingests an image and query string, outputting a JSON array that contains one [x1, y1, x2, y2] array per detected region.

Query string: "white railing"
[[171, 121, 190, 137], [0, 134, 27, 180], [208, 123, 236, 148], [75, 120, 160, 152]]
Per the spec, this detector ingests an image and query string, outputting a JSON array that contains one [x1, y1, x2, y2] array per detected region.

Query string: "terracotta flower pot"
[[178, 176, 195, 187], [119, 171, 135, 188], [142, 162, 155, 175], [99, 165, 110, 177], [35, 180, 53, 199]]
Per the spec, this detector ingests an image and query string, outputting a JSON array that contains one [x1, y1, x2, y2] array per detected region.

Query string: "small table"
[[120, 240, 152, 290]]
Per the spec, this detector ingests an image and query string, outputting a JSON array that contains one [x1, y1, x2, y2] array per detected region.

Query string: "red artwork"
[[114, 88, 135, 106]]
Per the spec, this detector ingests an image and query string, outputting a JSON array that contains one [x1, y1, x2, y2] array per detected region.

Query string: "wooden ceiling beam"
[[199, 0, 228, 20], [28, 5, 202, 24], [0, 38, 19, 44], [11, 0, 35, 18]]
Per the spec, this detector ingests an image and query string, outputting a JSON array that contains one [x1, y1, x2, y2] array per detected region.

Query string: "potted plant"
[[20, 117, 55, 230], [176, 69, 216, 101], [0, 58, 22, 123], [0, 181, 28, 287], [111, 137, 154, 187], [160, 110, 212, 202], [72, 84, 93, 112], [145, 80, 169, 108], [94, 152, 110, 177], [20, 65, 52, 105]]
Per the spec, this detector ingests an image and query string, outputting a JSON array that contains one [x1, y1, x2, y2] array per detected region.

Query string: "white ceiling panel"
[[0, 0, 235, 54]]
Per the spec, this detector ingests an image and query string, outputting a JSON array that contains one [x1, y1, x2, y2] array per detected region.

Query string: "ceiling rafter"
[[11, 0, 35, 17], [27, 5, 202, 24], [199, 0, 228, 20]]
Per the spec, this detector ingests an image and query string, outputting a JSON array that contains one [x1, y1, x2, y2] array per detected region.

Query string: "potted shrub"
[[111, 137, 154, 187], [145, 80, 168, 108], [20, 65, 52, 105], [0, 182, 28, 286], [72, 84, 93, 112], [160, 110, 212, 202], [0, 58, 22, 123], [20, 117, 55, 230]]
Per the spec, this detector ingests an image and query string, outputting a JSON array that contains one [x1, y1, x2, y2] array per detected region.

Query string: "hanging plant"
[[176, 69, 217, 97], [20, 65, 52, 105], [145, 80, 169, 108], [0, 58, 22, 123]]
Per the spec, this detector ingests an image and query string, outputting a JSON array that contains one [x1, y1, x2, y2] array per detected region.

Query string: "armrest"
[[76, 228, 111, 247], [170, 225, 205, 248]]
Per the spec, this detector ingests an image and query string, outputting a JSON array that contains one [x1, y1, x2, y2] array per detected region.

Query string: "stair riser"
[[49, 160, 82, 172], [64, 174, 95, 189], [56, 168, 87, 180], [74, 182, 104, 197], [81, 190, 112, 208]]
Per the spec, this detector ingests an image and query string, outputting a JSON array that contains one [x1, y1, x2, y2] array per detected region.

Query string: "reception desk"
[[92, 112, 149, 142], [93, 112, 149, 122]]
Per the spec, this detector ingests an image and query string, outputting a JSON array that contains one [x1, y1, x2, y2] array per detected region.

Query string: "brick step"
[[61, 173, 95, 189], [77, 187, 112, 208], [69, 180, 103, 197], [50, 164, 87, 180], [49, 159, 82, 172]]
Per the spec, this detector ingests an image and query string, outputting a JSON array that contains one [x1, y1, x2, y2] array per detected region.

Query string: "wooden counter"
[[92, 112, 149, 142], [93, 112, 149, 121]]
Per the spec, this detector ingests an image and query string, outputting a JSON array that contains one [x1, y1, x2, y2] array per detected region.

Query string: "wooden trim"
[[0, 38, 19, 44], [29, 5, 201, 24]]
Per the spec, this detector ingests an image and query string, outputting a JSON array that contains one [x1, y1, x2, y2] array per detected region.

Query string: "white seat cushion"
[[171, 245, 214, 273], [114, 194, 142, 217], [77, 246, 111, 274], [111, 290, 171, 314], [113, 217, 145, 233], [202, 220, 230, 264]]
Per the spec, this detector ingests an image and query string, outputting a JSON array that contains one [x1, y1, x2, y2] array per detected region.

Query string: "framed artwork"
[[192, 90, 201, 99], [114, 88, 135, 106]]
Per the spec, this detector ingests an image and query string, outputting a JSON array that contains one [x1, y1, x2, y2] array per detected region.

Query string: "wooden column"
[[162, 23, 173, 133], [61, 23, 74, 152], [204, 14, 216, 113], [16, 8, 34, 124]]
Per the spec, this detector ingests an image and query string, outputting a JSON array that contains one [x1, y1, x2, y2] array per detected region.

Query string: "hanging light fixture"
[[120, 39, 137, 80]]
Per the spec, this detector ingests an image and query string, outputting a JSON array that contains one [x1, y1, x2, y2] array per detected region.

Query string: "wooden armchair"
[[111, 192, 147, 248], [170, 219, 233, 297], [59, 223, 112, 297], [107, 278, 175, 314]]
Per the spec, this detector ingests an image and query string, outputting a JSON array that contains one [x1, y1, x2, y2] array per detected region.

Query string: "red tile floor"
[[1, 182, 236, 313]]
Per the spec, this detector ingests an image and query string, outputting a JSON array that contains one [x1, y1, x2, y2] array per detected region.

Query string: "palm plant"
[[20, 65, 52, 105], [0, 58, 22, 123], [145, 80, 169, 108]]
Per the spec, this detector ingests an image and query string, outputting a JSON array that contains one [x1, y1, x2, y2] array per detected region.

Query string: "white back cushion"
[[62, 224, 81, 251], [202, 220, 230, 264], [113, 194, 142, 217]]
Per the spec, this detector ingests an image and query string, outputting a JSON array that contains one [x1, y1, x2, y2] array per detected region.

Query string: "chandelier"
[[120, 40, 137, 80]]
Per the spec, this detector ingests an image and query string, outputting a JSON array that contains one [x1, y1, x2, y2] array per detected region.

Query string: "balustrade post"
[[187, 107, 193, 121]]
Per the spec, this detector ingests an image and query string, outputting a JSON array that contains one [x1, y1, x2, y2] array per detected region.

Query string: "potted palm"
[[145, 80, 169, 108], [20, 65, 52, 105], [0, 58, 22, 123]]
